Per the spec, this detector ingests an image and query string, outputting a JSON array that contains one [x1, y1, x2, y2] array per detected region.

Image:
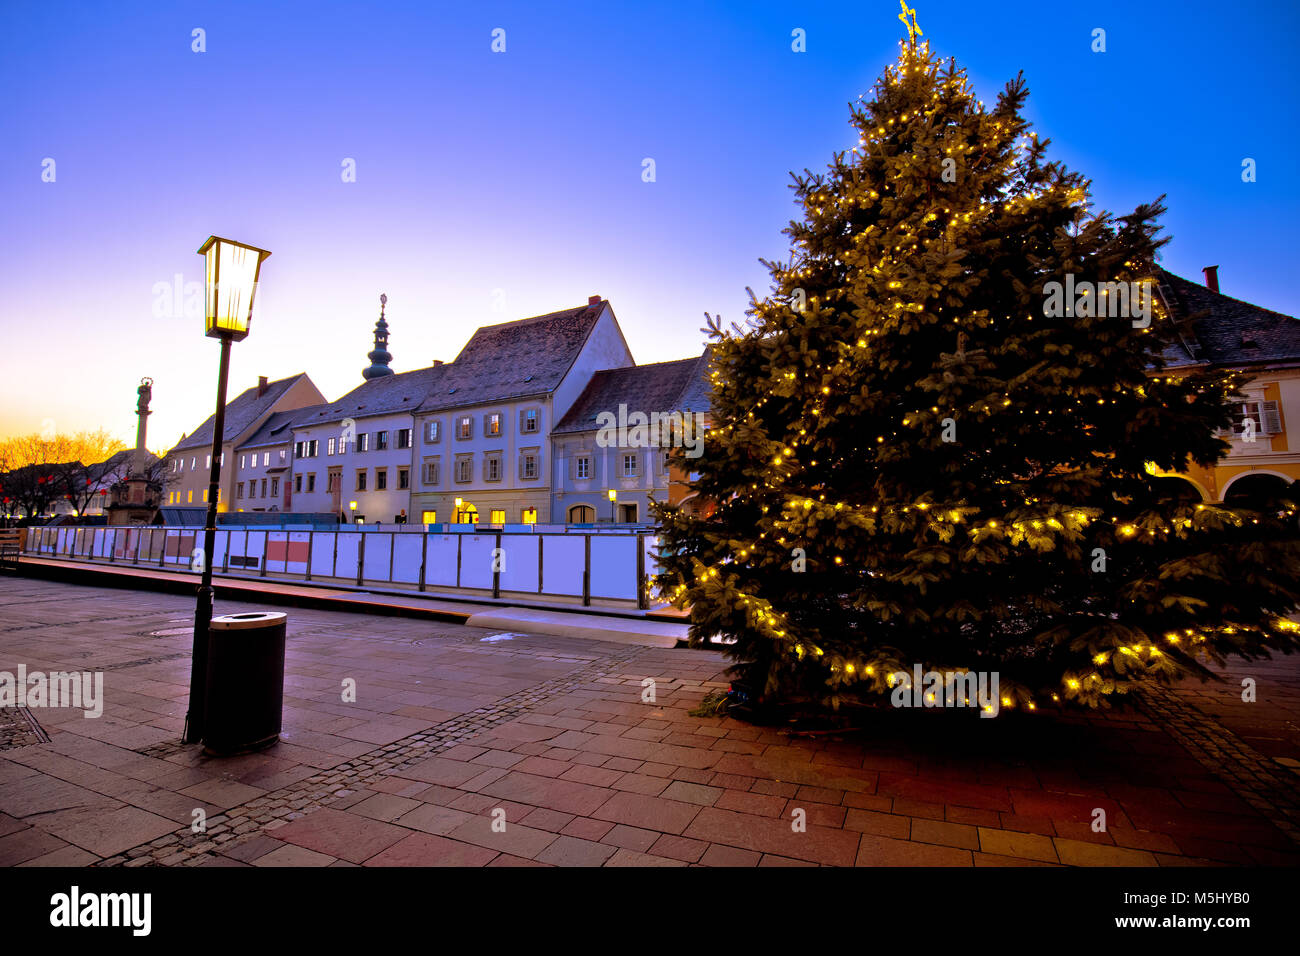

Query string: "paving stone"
[[364, 832, 498, 867], [855, 833, 973, 867], [536, 835, 618, 867], [1052, 837, 1158, 867]]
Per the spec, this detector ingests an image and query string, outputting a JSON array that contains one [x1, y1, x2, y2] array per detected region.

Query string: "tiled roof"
[[417, 300, 608, 413], [170, 374, 306, 452], [290, 366, 446, 429], [553, 352, 713, 435], [1157, 269, 1300, 368], [238, 408, 317, 449], [89, 449, 158, 479]]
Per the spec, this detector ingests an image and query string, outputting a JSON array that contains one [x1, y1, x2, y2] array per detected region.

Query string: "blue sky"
[[2, 0, 1296, 449]]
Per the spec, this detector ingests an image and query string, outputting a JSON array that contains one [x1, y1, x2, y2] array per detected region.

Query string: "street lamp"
[[608, 488, 617, 524], [349, 500, 358, 522], [454, 497, 463, 523], [184, 236, 271, 746]]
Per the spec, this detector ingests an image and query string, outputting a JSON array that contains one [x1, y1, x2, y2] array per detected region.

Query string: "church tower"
[[362, 293, 394, 380]]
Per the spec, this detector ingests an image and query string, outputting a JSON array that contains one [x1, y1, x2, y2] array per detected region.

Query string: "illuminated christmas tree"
[[653, 6, 1300, 711]]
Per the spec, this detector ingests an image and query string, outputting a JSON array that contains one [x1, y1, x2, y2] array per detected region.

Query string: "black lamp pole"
[[183, 331, 233, 744]]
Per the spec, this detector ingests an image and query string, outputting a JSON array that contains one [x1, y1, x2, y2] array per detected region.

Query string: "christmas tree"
[[653, 5, 1300, 711]]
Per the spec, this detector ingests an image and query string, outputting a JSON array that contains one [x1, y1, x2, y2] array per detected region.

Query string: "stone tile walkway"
[[1, 576, 1297, 866]]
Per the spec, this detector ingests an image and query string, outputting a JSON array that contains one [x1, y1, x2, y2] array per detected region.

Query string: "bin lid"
[[210, 612, 287, 630]]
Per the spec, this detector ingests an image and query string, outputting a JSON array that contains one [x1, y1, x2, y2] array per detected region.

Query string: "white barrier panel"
[[211, 530, 229, 571], [498, 534, 540, 593], [310, 533, 335, 577], [425, 534, 459, 587], [286, 531, 310, 575], [391, 533, 422, 584], [94, 530, 111, 558], [541, 534, 584, 596], [591, 535, 636, 600], [335, 533, 360, 580], [459, 534, 497, 589], [362, 533, 393, 583], [246, 531, 267, 571]]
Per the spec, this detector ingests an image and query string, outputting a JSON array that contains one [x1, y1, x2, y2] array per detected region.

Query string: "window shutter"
[[1263, 401, 1283, 435]]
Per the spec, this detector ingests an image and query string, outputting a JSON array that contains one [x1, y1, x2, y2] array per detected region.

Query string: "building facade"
[[165, 373, 325, 512], [409, 296, 635, 525], [1152, 268, 1300, 503]]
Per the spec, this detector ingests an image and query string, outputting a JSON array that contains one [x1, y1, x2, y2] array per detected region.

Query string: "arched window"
[[460, 505, 478, 524], [568, 505, 595, 524]]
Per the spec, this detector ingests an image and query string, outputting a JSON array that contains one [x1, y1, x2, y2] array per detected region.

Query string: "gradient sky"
[[3, 0, 1297, 452]]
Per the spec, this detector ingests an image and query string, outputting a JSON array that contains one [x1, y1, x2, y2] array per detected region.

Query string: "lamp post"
[[454, 497, 463, 523], [183, 236, 271, 745], [608, 488, 617, 524], [349, 500, 358, 523]]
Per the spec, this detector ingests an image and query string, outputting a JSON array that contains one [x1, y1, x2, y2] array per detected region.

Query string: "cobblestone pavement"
[[1, 576, 1297, 867]]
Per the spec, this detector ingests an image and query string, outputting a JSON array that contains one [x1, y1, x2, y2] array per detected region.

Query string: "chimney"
[[588, 294, 602, 306], [1202, 266, 1219, 293], [432, 360, 444, 367], [257, 375, 269, 397]]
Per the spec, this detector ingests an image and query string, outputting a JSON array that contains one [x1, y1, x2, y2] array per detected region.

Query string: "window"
[[456, 416, 472, 439], [236, 482, 244, 499], [421, 510, 437, 524], [398, 468, 409, 490], [575, 456, 591, 480], [397, 428, 411, 449], [356, 470, 368, 491], [520, 451, 538, 480], [485, 412, 502, 437], [271, 477, 279, 497], [240, 455, 246, 469], [328, 437, 336, 456], [623, 453, 638, 478], [187, 490, 194, 503], [206, 454, 211, 469], [358, 432, 369, 452], [568, 504, 594, 524], [521, 408, 539, 434], [279, 449, 286, 463], [191, 458, 196, 471], [307, 474, 316, 493], [521, 507, 538, 524], [1232, 400, 1282, 437], [458, 505, 478, 524], [490, 509, 506, 524], [295, 475, 302, 493], [485, 454, 501, 482], [376, 431, 389, 450], [263, 452, 270, 467], [308, 440, 319, 457], [294, 442, 303, 459], [423, 459, 440, 485], [456, 456, 473, 483], [619, 503, 638, 523], [326, 472, 339, 493], [260, 478, 267, 497], [425, 420, 440, 443], [376, 469, 388, 490]]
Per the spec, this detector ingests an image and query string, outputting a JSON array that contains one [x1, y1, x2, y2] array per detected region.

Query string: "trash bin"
[[203, 611, 287, 755]]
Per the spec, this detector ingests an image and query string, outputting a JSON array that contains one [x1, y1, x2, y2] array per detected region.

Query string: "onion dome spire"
[[362, 293, 394, 380]]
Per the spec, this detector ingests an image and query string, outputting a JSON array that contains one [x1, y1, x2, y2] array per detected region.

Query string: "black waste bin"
[[203, 611, 287, 755]]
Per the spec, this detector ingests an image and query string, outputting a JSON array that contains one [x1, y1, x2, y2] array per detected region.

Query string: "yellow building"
[[1152, 267, 1300, 503]]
